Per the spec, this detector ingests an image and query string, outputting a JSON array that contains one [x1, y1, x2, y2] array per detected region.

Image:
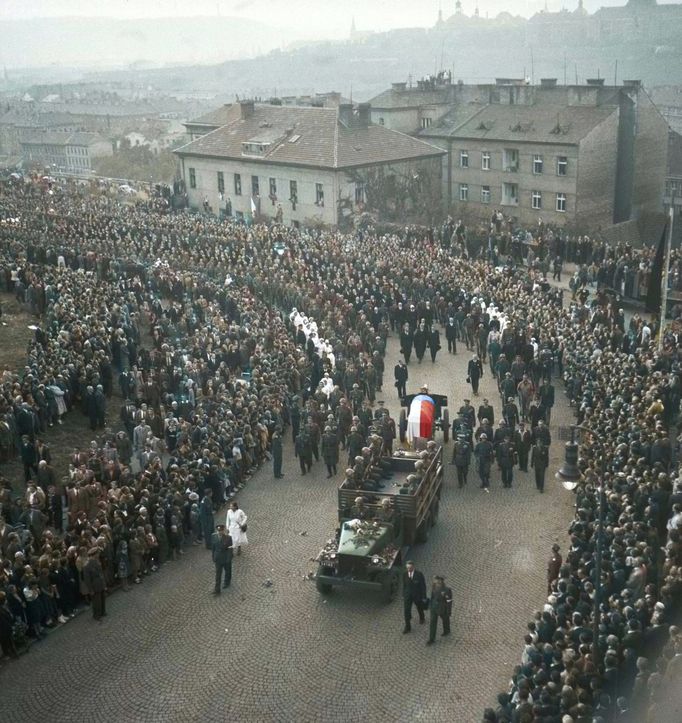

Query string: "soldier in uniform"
[[321, 425, 339, 478], [531, 438, 549, 493], [474, 433, 494, 490], [426, 575, 453, 645], [337, 398, 352, 449], [350, 496, 370, 519], [347, 425, 364, 467], [295, 431, 313, 475], [458, 399, 476, 430], [496, 437, 516, 488], [350, 383, 365, 416], [451, 435, 471, 488]]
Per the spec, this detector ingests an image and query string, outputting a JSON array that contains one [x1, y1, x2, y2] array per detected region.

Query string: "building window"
[[217, 171, 225, 193], [460, 150, 469, 168], [481, 185, 491, 204], [269, 177, 277, 198], [189, 168, 196, 189], [234, 173, 242, 195], [557, 156, 568, 176], [502, 182, 518, 206], [289, 180, 298, 207], [556, 193, 567, 212], [420, 117, 432, 129], [503, 148, 519, 172], [481, 151, 491, 170], [531, 190, 542, 209], [251, 175, 260, 196], [315, 183, 324, 206], [459, 183, 468, 202], [378, 117, 385, 126], [355, 182, 365, 204], [533, 155, 543, 174]]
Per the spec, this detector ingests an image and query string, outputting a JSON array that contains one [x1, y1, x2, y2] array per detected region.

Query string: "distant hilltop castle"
[[436, 0, 682, 47]]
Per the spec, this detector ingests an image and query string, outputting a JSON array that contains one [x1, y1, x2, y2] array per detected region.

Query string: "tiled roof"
[[20, 130, 106, 147], [368, 87, 457, 110], [186, 104, 240, 127], [420, 102, 618, 145], [174, 105, 444, 169]]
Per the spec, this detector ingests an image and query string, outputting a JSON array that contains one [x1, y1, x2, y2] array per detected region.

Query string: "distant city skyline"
[[0, 0, 662, 39]]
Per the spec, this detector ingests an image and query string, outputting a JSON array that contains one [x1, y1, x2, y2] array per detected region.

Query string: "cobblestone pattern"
[[0, 329, 576, 722]]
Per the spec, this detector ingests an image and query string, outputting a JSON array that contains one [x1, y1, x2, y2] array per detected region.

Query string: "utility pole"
[[658, 205, 675, 351]]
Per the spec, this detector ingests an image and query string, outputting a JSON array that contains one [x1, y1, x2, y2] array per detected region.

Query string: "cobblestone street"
[[0, 328, 576, 722]]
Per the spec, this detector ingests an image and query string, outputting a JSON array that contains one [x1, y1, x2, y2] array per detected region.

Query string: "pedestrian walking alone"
[[467, 355, 483, 396], [211, 524, 233, 594], [226, 501, 248, 556]]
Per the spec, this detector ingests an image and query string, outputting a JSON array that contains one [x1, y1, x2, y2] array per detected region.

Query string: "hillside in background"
[[0, 15, 302, 70], [82, 19, 681, 100]]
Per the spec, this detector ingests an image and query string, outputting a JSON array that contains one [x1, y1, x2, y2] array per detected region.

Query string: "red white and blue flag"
[[407, 394, 435, 443]]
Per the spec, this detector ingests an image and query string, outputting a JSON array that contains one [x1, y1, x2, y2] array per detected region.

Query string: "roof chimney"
[[357, 102, 371, 128], [338, 103, 354, 127], [540, 78, 557, 88], [586, 78, 605, 86], [239, 100, 254, 119], [623, 79, 642, 89], [392, 82, 407, 92]]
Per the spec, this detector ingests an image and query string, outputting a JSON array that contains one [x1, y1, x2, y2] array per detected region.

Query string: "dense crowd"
[[0, 178, 679, 721]]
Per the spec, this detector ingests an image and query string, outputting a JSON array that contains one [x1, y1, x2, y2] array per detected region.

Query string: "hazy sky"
[[1, 0, 631, 36]]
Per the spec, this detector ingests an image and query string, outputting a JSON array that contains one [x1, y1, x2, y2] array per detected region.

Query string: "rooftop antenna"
[[614, 59, 618, 86], [530, 47, 535, 85], [563, 53, 567, 85], [575, 63, 578, 84]]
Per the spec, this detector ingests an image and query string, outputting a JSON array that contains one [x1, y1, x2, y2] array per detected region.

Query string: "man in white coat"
[[226, 500, 248, 556]]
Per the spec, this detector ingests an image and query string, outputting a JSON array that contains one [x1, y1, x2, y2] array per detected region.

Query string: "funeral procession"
[[1, 1, 682, 722]]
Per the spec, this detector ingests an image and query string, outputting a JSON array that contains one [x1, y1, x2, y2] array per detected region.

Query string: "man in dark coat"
[[426, 576, 453, 645], [445, 317, 458, 354], [20, 435, 38, 482], [477, 398, 495, 427], [94, 385, 106, 429], [467, 355, 483, 396], [321, 426, 339, 478], [514, 422, 532, 473], [399, 324, 413, 365], [272, 429, 283, 479], [539, 379, 555, 425], [211, 524, 234, 594], [428, 328, 441, 363], [394, 360, 408, 400], [199, 489, 215, 549], [402, 560, 427, 633], [413, 322, 428, 364], [546, 543, 562, 593], [531, 439, 549, 493], [83, 548, 106, 620]]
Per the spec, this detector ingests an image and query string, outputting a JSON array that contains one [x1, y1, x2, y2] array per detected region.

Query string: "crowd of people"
[[0, 177, 679, 721]]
